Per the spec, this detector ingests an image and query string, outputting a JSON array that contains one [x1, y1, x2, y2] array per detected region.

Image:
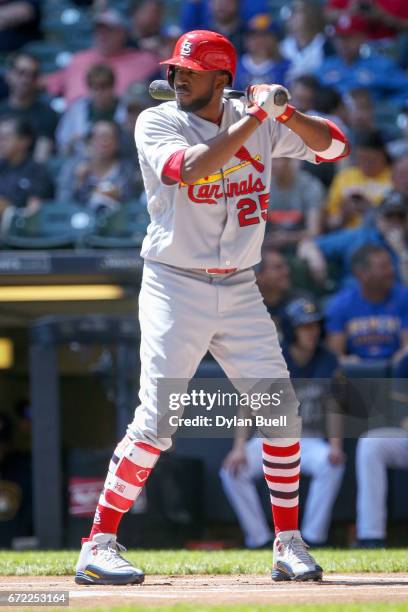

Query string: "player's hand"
[[222, 447, 247, 476], [246, 84, 293, 123]]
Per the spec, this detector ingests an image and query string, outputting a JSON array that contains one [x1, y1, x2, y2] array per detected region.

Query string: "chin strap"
[[311, 119, 349, 162]]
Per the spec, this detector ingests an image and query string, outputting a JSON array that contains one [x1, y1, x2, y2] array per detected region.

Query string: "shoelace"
[[99, 540, 130, 568], [287, 537, 315, 566]]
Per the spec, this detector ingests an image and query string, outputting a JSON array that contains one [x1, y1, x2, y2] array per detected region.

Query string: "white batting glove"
[[246, 84, 295, 123]]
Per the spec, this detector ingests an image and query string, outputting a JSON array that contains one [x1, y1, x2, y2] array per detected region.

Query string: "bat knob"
[[274, 89, 289, 106], [247, 85, 289, 107]]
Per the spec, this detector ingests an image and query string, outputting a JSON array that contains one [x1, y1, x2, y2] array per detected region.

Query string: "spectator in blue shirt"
[[298, 160, 408, 287], [234, 14, 291, 91], [325, 244, 408, 361], [317, 15, 408, 108]]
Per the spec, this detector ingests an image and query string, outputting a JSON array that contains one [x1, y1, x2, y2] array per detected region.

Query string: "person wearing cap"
[[46, 8, 159, 105], [317, 15, 408, 107], [326, 243, 408, 361], [299, 155, 408, 287], [234, 14, 291, 91], [324, 129, 392, 230], [221, 296, 345, 548]]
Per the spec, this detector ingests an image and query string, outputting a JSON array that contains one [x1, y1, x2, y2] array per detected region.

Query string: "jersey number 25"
[[237, 193, 269, 227]]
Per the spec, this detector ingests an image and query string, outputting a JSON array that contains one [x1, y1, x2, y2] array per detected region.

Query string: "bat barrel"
[[149, 80, 289, 106]]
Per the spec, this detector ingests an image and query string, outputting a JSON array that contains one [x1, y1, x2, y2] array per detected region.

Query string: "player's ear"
[[214, 71, 230, 93]]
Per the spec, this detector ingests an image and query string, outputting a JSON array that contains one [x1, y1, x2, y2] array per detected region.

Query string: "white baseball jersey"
[[135, 98, 317, 270]]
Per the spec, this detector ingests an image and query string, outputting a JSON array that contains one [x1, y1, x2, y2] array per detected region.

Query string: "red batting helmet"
[[160, 30, 237, 88]]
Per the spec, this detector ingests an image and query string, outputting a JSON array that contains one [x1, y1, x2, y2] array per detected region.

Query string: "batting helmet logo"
[[180, 40, 193, 56]]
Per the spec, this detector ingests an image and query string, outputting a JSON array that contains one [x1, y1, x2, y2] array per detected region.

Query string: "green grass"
[[0, 548, 406, 576]]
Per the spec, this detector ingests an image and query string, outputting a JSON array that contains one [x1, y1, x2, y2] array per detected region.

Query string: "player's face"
[[173, 68, 221, 113]]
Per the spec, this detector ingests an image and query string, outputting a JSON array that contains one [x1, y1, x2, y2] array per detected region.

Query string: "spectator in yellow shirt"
[[324, 130, 391, 230]]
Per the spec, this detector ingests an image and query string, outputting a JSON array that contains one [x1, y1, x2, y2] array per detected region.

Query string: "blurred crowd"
[[0, 0, 408, 547], [0, 1, 407, 284]]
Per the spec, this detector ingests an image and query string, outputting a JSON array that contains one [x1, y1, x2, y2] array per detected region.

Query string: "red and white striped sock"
[[262, 439, 300, 534], [89, 434, 160, 538]]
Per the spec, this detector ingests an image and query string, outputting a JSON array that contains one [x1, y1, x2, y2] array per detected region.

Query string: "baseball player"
[[220, 297, 346, 549], [75, 30, 349, 585]]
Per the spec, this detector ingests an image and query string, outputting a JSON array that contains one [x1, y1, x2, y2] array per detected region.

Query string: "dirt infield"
[[0, 574, 408, 608]]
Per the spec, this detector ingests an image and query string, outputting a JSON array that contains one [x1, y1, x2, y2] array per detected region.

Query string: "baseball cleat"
[[75, 533, 144, 585], [272, 530, 323, 582]]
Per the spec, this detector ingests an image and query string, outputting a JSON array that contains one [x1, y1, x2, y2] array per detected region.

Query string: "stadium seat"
[[1, 202, 95, 249], [340, 360, 391, 379], [84, 200, 148, 248]]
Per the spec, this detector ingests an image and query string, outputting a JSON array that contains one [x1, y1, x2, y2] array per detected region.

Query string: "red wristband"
[[276, 104, 296, 123], [246, 103, 268, 123]]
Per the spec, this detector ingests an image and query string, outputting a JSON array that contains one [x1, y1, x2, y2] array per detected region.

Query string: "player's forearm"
[[284, 112, 335, 153], [181, 115, 260, 184]]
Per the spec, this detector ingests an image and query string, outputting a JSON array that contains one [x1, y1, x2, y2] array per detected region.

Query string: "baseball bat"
[[148, 80, 289, 106]]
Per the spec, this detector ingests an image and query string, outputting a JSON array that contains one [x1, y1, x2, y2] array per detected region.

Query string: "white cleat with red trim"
[[272, 530, 323, 582], [75, 533, 144, 585]]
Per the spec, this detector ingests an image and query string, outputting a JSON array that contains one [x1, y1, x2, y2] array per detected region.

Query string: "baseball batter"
[[75, 30, 349, 585]]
